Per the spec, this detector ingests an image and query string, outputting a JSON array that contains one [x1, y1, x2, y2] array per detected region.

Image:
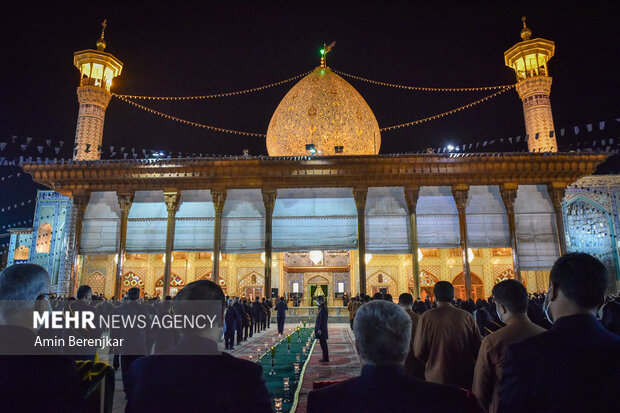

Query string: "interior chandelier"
[[309, 251, 324, 265]]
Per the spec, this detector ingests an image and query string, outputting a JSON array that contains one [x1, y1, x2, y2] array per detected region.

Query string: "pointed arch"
[[452, 272, 484, 301], [238, 271, 264, 288], [494, 268, 527, 288], [196, 271, 213, 281], [415, 270, 439, 287], [122, 272, 145, 291], [35, 223, 52, 253], [155, 273, 185, 288], [367, 270, 397, 296], [87, 271, 105, 295], [307, 275, 329, 285], [238, 271, 263, 298], [14, 245, 29, 260]]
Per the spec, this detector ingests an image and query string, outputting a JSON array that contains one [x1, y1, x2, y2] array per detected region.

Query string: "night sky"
[[0, 1, 619, 250]]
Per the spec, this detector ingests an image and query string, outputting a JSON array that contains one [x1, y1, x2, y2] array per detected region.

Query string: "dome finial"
[[96, 19, 107, 51], [320, 41, 336, 68], [520, 16, 532, 41]]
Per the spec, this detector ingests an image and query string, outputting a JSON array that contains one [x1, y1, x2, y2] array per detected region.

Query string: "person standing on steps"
[[315, 295, 329, 362]]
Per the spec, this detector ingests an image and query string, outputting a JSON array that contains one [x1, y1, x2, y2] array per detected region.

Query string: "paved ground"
[[295, 324, 362, 412], [110, 322, 360, 412]]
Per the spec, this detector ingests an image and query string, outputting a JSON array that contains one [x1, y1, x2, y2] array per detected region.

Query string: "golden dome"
[[266, 66, 381, 156]]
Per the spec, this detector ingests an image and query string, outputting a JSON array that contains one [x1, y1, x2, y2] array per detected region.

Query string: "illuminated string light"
[[379, 86, 515, 132], [114, 85, 514, 136], [115, 71, 312, 101], [333, 69, 515, 92], [112, 94, 267, 137]]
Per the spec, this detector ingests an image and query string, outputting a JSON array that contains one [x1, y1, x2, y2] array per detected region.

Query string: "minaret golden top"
[[74, 18, 123, 91], [520, 16, 532, 41], [504, 16, 554, 82], [96, 19, 107, 51]]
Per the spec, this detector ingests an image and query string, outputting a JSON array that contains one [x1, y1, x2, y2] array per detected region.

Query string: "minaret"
[[504, 17, 557, 152], [73, 20, 123, 160]]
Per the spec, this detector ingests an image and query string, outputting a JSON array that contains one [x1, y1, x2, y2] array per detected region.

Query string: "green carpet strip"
[[257, 327, 315, 412]]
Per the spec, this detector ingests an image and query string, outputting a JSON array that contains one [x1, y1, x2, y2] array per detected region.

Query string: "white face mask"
[[496, 308, 503, 323], [543, 286, 554, 324]]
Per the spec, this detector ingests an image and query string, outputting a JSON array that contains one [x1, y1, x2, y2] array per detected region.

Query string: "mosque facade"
[[6, 19, 620, 302]]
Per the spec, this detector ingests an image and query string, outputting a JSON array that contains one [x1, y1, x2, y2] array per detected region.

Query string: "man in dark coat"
[[314, 295, 329, 362], [224, 299, 237, 350], [232, 297, 244, 345], [260, 297, 268, 330], [252, 297, 263, 334], [275, 296, 288, 334], [398, 293, 425, 379], [109, 287, 152, 394], [125, 280, 272, 412], [308, 300, 479, 413], [473, 280, 544, 413], [242, 298, 252, 339], [62, 284, 103, 361], [265, 297, 273, 328], [498, 253, 620, 413], [0, 264, 82, 412]]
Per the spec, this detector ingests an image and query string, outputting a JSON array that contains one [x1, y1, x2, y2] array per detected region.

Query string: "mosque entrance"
[[309, 284, 328, 306], [244, 287, 263, 301], [452, 272, 484, 301], [420, 287, 434, 301], [371, 286, 389, 296]]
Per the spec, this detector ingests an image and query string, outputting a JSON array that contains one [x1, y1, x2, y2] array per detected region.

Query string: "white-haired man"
[[307, 300, 479, 412]]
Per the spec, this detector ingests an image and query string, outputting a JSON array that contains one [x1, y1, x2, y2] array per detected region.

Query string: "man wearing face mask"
[[498, 253, 620, 413], [473, 280, 545, 413]]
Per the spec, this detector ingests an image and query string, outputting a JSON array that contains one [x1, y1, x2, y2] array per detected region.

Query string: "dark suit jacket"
[[61, 300, 103, 358], [275, 301, 288, 318], [315, 304, 328, 339], [232, 302, 244, 327], [252, 301, 264, 321], [498, 314, 620, 413], [308, 365, 480, 413], [0, 325, 82, 412], [243, 303, 253, 325], [225, 306, 238, 331], [125, 335, 271, 412], [109, 300, 152, 355]]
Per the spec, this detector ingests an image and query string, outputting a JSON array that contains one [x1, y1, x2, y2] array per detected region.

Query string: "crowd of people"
[[224, 296, 273, 349], [312, 252, 620, 412], [0, 252, 619, 412]]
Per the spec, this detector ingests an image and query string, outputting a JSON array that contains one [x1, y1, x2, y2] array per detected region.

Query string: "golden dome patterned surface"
[[266, 67, 381, 156]]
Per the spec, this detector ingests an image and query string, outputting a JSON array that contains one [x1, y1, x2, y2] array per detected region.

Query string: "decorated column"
[[500, 183, 521, 280], [353, 188, 368, 295], [212, 190, 227, 285], [548, 184, 567, 255], [404, 187, 421, 298], [114, 193, 134, 299], [68, 192, 90, 296], [262, 189, 277, 299], [163, 191, 181, 297], [452, 185, 472, 299]]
